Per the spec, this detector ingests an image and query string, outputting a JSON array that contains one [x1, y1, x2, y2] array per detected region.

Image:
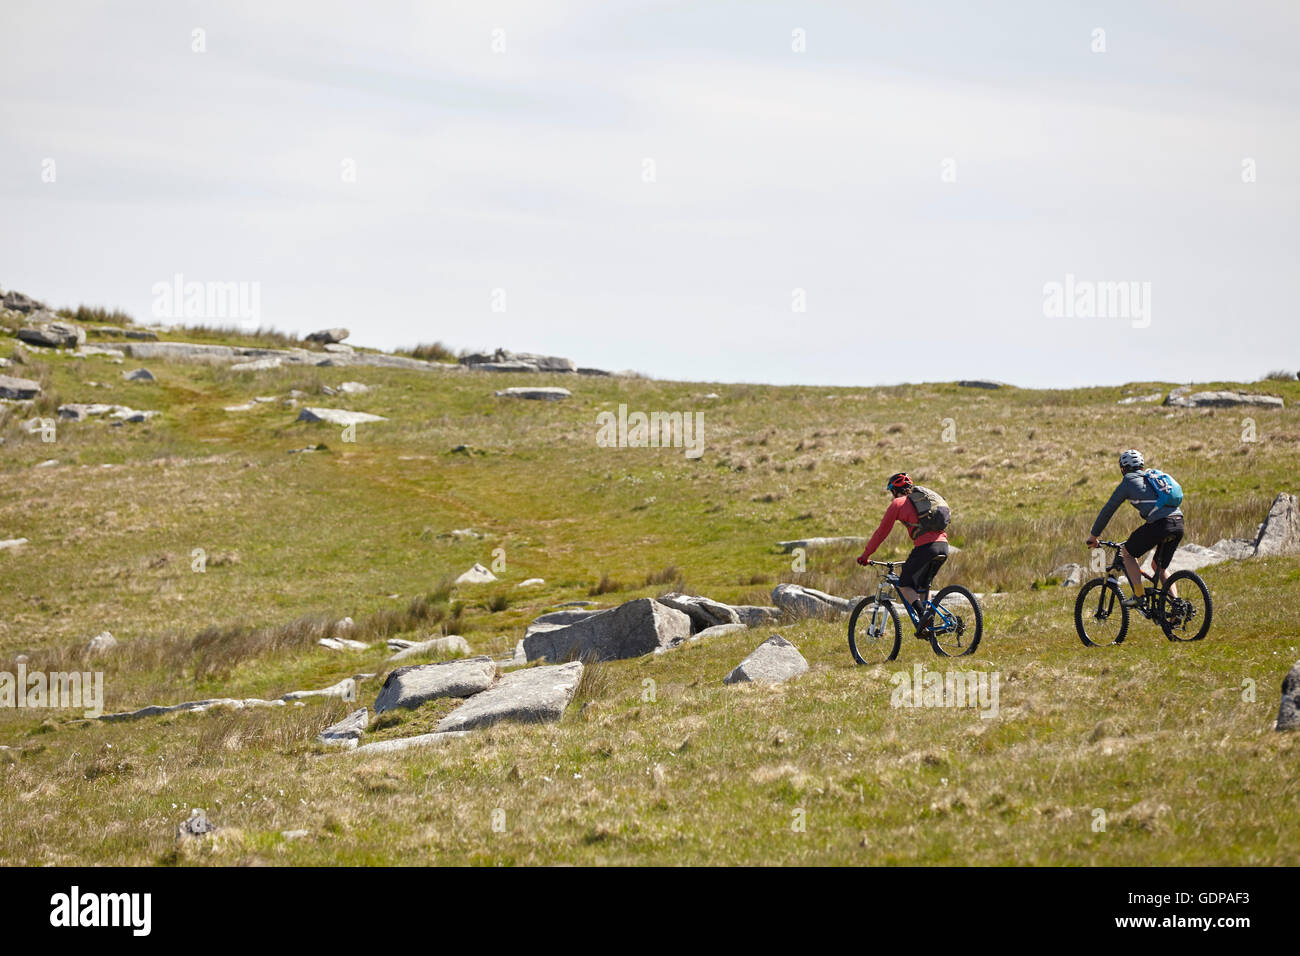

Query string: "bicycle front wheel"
[[848, 598, 901, 664], [1159, 570, 1212, 642], [929, 585, 982, 657], [1075, 577, 1128, 647]]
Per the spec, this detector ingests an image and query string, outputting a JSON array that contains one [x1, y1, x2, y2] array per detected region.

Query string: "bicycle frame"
[[866, 562, 960, 635]]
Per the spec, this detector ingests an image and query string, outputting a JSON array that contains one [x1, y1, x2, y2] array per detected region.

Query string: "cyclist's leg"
[[1122, 523, 1160, 596], [1152, 516, 1185, 597], [898, 545, 932, 624]]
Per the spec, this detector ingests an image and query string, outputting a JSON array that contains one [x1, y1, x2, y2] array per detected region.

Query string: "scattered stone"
[[305, 328, 350, 345], [349, 730, 470, 755], [177, 808, 218, 840], [690, 622, 747, 642], [281, 829, 309, 840], [318, 637, 369, 651], [1277, 662, 1300, 731], [1253, 493, 1300, 557], [280, 677, 359, 702], [656, 592, 741, 632], [1117, 393, 1163, 405], [297, 407, 387, 425], [494, 387, 571, 401], [0, 375, 40, 400], [338, 381, 370, 394], [776, 536, 868, 553], [436, 661, 583, 733], [1051, 563, 1084, 587], [771, 583, 853, 617], [456, 562, 497, 585], [516, 578, 545, 588], [317, 707, 368, 748], [225, 402, 258, 412], [373, 656, 497, 713], [731, 605, 782, 628], [523, 598, 691, 662], [123, 368, 155, 382], [0, 538, 29, 551], [387, 635, 472, 662], [1165, 388, 1283, 409], [86, 631, 118, 655], [723, 634, 809, 684]]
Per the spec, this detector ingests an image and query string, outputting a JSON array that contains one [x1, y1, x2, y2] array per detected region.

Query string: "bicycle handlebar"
[[1096, 540, 1123, 549], [865, 559, 899, 568]]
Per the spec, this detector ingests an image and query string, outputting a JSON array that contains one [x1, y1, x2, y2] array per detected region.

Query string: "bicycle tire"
[[848, 597, 902, 664], [1158, 570, 1213, 642], [928, 585, 983, 657], [1075, 577, 1129, 647]]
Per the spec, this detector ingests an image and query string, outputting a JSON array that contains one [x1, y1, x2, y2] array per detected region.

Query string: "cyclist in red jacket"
[[857, 472, 949, 634]]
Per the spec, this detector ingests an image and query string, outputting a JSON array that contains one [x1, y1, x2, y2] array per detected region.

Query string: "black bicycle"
[[848, 559, 983, 663], [1074, 540, 1213, 646]]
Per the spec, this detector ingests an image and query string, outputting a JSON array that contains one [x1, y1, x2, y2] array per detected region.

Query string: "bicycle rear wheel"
[[1158, 570, 1212, 642], [1074, 578, 1128, 647], [848, 598, 902, 664], [928, 585, 982, 657]]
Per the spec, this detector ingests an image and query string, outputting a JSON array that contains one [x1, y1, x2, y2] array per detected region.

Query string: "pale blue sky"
[[2, 0, 1296, 387]]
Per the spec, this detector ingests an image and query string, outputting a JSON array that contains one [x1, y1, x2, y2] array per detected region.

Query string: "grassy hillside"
[[1, 329, 1297, 865]]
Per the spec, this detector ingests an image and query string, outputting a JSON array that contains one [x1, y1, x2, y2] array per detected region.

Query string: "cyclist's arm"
[[1089, 481, 1128, 537], [860, 499, 901, 560]]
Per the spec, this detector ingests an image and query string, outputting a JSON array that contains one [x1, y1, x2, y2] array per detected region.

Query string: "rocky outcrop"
[[723, 635, 809, 684], [1165, 387, 1283, 409], [462, 348, 577, 373], [1116, 393, 1163, 405], [306, 328, 350, 345], [656, 592, 741, 632], [2, 290, 43, 313], [691, 622, 747, 642], [771, 583, 853, 617], [317, 708, 368, 748], [494, 387, 571, 401], [436, 661, 583, 732], [731, 605, 782, 628], [523, 598, 691, 662], [1277, 662, 1300, 731], [373, 657, 497, 713], [0, 374, 40, 400], [1253, 493, 1300, 557], [17, 318, 85, 349]]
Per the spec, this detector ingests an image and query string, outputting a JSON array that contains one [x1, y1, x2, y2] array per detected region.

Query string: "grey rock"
[[124, 328, 158, 340], [577, 367, 612, 376], [281, 676, 359, 702], [436, 661, 583, 732], [723, 634, 809, 684], [349, 730, 470, 755], [1253, 493, 1300, 557], [0, 375, 40, 400], [656, 592, 741, 632], [387, 634, 472, 662], [1164, 543, 1229, 574], [123, 368, 155, 382], [1276, 662, 1300, 731], [125, 341, 239, 363], [177, 808, 218, 839], [523, 598, 691, 662], [0, 538, 29, 551], [305, 327, 350, 344], [297, 407, 387, 426], [317, 707, 368, 748], [731, 605, 782, 627], [1165, 389, 1284, 409], [373, 656, 497, 713], [771, 583, 852, 617], [1051, 563, 1085, 587], [230, 356, 282, 371], [455, 562, 497, 584], [476, 361, 538, 373], [337, 381, 370, 394], [1210, 537, 1256, 560], [17, 319, 84, 348], [318, 637, 369, 651], [531, 608, 605, 627], [2, 291, 42, 313], [1117, 393, 1164, 405], [494, 386, 571, 401], [690, 622, 747, 642], [86, 631, 118, 655], [58, 403, 116, 421], [322, 343, 353, 353], [957, 379, 1006, 389], [776, 536, 868, 553]]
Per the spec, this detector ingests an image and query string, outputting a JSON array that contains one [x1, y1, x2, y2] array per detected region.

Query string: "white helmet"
[[1119, 449, 1144, 471]]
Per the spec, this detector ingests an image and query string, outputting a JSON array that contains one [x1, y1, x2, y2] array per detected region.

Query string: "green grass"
[[1, 333, 1298, 864]]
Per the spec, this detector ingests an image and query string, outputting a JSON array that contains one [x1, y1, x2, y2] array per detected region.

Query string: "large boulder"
[[317, 708, 368, 748], [1277, 662, 1300, 731], [373, 656, 497, 713], [656, 592, 741, 632], [297, 407, 387, 426], [723, 634, 809, 684], [1254, 493, 1300, 557], [771, 583, 853, 618], [0, 374, 40, 400], [2, 291, 42, 313], [731, 605, 782, 628], [523, 597, 691, 662], [17, 319, 84, 349], [305, 328, 350, 344], [436, 661, 583, 732], [1165, 388, 1284, 409]]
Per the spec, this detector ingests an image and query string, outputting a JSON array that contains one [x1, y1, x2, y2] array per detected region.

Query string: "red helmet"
[[886, 472, 913, 496]]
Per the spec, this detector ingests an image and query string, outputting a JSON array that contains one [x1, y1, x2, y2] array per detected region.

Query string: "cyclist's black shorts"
[[1124, 514, 1184, 570], [900, 540, 949, 592]]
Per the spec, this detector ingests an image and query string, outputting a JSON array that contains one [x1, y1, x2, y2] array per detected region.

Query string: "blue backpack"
[[1142, 468, 1183, 509]]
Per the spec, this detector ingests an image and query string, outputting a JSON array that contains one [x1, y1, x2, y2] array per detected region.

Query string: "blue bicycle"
[[848, 559, 983, 663]]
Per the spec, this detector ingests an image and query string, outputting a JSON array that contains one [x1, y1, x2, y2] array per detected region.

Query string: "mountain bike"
[[1074, 540, 1213, 646], [848, 558, 983, 664]]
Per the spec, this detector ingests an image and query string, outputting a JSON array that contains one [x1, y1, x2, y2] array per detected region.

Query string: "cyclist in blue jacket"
[[1086, 449, 1184, 608]]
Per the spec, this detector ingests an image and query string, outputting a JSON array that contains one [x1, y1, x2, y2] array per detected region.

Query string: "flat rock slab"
[[0, 375, 40, 400], [656, 592, 741, 632], [1051, 563, 1084, 586], [957, 379, 1007, 389], [1211, 538, 1257, 560], [724, 634, 809, 684], [318, 708, 368, 748], [298, 407, 387, 425], [523, 597, 691, 662], [436, 661, 583, 733], [1116, 393, 1163, 405], [1254, 493, 1300, 557], [1165, 388, 1284, 409], [1277, 662, 1300, 731], [494, 387, 571, 401], [318, 637, 369, 651], [281, 677, 360, 702], [1165, 543, 1230, 574], [387, 635, 472, 662], [771, 583, 852, 617], [776, 537, 868, 553], [690, 622, 747, 642], [101, 697, 288, 722], [373, 656, 497, 713], [349, 731, 470, 754]]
